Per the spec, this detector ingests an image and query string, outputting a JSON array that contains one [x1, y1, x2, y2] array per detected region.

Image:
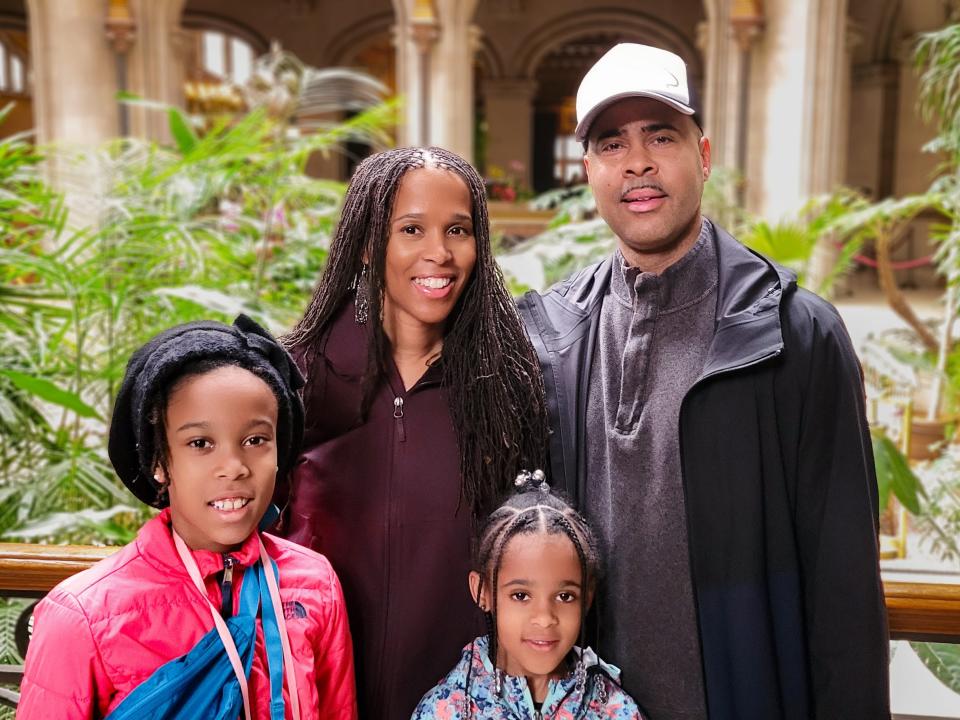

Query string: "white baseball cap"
[[575, 43, 696, 142]]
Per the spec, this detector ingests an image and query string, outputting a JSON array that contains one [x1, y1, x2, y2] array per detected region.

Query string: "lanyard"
[[173, 530, 302, 720], [259, 540, 301, 720]]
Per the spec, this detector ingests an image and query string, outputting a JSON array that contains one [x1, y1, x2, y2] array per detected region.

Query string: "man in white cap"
[[518, 43, 889, 719]]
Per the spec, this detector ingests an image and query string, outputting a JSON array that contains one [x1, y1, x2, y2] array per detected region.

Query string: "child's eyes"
[[557, 591, 578, 603], [509, 591, 529, 602], [400, 225, 420, 235], [186, 437, 270, 449]]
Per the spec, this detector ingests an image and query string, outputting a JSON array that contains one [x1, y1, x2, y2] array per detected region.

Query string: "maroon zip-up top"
[[281, 301, 481, 719]]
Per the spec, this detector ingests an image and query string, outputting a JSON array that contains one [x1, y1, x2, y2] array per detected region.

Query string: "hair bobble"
[[513, 468, 548, 493]]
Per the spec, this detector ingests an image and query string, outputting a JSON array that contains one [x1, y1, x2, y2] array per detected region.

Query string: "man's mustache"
[[620, 182, 666, 201]]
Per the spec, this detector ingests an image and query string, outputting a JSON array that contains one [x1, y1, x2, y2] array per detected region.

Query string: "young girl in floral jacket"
[[412, 472, 644, 720]]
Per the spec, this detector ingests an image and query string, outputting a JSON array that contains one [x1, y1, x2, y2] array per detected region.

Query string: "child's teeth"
[[211, 498, 249, 511]]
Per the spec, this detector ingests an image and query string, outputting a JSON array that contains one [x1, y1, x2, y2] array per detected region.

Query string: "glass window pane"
[[566, 137, 580, 158], [231, 38, 252, 85], [202, 31, 225, 78], [11, 56, 23, 92]]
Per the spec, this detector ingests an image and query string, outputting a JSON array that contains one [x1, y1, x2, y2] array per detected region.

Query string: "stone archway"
[[511, 8, 704, 82], [326, 11, 394, 71], [487, 5, 706, 192]]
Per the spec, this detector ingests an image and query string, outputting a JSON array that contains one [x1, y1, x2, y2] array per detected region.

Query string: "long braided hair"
[[468, 473, 610, 715], [284, 147, 547, 518]]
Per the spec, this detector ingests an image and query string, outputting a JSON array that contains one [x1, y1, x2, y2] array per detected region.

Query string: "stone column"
[[483, 78, 536, 188], [27, 0, 119, 149], [391, 0, 438, 148], [700, 0, 739, 170], [806, 17, 860, 296], [805, 0, 852, 199], [391, 0, 479, 160], [126, 0, 189, 143], [27, 0, 120, 199], [746, 0, 849, 220], [428, 0, 479, 160]]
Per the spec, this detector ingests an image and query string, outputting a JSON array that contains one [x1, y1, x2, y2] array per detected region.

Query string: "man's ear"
[[468, 570, 491, 610], [699, 135, 712, 182], [583, 153, 592, 182]]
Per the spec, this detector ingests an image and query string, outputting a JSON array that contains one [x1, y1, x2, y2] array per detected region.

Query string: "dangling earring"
[[494, 668, 503, 696], [354, 263, 369, 325]]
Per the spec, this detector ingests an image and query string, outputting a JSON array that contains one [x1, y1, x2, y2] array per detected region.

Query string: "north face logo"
[[283, 601, 307, 620]]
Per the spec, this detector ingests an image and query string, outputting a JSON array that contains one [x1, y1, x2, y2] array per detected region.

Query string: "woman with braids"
[[411, 471, 643, 719], [280, 146, 548, 718]]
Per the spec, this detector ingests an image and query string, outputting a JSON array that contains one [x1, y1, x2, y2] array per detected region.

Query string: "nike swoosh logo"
[[665, 71, 680, 88]]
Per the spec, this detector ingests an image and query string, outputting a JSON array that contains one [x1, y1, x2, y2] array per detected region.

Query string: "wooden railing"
[[0, 542, 955, 641], [0, 543, 955, 712], [0, 543, 117, 598], [885, 580, 960, 642]]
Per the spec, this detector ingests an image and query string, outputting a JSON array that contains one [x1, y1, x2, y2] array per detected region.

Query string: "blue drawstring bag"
[[105, 558, 287, 720]]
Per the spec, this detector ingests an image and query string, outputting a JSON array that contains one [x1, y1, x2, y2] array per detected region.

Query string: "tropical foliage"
[[0, 97, 393, 545]]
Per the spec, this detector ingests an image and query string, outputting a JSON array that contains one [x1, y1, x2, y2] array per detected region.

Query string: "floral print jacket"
[[411, 635, 645, 720]]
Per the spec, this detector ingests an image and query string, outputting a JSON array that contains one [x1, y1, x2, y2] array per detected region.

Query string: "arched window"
[[199, 30, 254, 85], [181, 17, 265, 116], [0, 34, 28, 95]]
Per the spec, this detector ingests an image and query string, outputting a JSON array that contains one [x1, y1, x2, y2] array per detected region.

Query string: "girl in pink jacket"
[[17, 315, 357, 720]]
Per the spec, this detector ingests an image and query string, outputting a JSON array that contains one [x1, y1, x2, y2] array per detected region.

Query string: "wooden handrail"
[[0, 543, 957, 641], [885, 580, 960, 642], [0, 543, 117, 596]]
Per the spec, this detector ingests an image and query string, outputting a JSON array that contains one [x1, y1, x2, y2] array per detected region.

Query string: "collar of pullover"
[[610, 217, 717, 314]]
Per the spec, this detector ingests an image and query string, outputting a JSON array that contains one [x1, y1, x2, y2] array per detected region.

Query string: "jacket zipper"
[[372, 393, 406, 714], [393, 396, 406, 442], [220, 554, 235, 619]]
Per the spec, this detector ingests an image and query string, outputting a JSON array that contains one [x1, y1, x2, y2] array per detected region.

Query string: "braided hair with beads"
[[467, 470, 611, 717], [284, 147, 547, 519]]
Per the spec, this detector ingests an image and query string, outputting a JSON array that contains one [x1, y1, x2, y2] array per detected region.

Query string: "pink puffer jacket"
[[17, 509, 356, 719]]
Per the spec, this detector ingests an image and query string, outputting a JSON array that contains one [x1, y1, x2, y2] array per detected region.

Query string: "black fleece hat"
[[108, 314, 305, 508]]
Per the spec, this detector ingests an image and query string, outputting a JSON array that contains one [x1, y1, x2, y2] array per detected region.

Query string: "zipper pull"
[[220, 554, 235, 619], [393, 396, 406, 442]]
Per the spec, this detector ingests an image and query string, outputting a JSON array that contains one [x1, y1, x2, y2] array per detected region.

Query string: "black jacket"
[[516, 224, 890, 719]]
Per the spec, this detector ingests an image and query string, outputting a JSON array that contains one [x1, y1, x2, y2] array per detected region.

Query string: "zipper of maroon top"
[[393, 396, 406, 441], [220, 554, 236, 618]]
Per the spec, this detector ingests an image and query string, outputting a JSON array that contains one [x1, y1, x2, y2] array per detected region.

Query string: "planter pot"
[[908, 417, 954, 461]]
